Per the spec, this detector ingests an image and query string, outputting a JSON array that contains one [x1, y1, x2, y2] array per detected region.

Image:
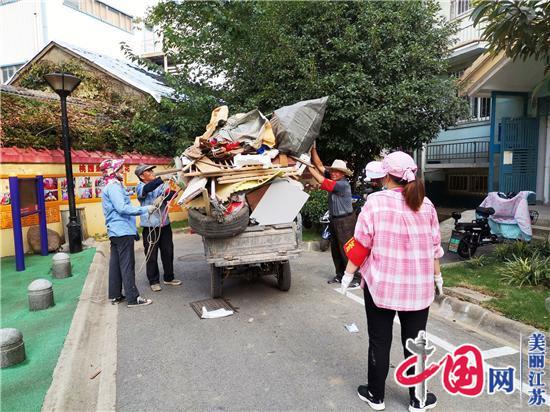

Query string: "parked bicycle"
[[448, 191, 538, 259]]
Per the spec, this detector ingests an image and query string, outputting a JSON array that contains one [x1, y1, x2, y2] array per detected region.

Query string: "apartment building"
[[425, 0, 550, 206], [0, 0, 163, 83]]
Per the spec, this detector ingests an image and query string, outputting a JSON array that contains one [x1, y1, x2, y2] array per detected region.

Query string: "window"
[[1, 64, 23, 84], [63, 0, 132, 32], [450, 0, 471, 19], [457, 96, 491, 123], [448, 175, 488, 194], [449, 175, 468, 192]]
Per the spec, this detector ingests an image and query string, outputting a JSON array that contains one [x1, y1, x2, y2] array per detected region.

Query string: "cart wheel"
[[210, 264, 223, 298], [277, 262, 291, 291], [457, 236, 477, 259]]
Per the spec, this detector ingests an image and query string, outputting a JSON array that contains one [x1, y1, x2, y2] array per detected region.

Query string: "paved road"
[[117, 233, 533, 411]]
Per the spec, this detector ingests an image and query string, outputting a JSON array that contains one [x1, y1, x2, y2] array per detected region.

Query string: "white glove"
[[146, 205, 156, 214], [341, 271, 354, 295], [434, 273, 444, 296]]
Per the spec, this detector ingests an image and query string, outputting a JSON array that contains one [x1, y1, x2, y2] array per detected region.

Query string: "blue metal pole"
[[36, 175, 48, 256], [488, 92, 498, 192], [8, 176, 25, 271]]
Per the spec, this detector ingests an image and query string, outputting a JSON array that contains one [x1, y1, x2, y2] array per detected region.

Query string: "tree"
[[147, 0, 467, 173], [472, 0, 549, 63], [471, 0, 550, 101]]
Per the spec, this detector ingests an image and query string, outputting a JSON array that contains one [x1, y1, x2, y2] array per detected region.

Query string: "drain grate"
[[189, 298, 238, 318]]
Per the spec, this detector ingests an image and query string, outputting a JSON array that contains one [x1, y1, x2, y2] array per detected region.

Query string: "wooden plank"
[[202, 189, 211, 216]]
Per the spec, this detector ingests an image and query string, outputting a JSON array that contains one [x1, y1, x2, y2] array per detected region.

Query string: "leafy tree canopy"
[[147, 0, 467, 172], [472, 0, 550, 63]]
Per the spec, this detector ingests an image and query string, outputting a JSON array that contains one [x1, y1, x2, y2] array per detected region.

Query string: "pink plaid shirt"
[[354, 189, 444, 311]]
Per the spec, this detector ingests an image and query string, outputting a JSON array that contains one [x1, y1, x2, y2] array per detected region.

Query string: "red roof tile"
[[0, 147, 172, 165]]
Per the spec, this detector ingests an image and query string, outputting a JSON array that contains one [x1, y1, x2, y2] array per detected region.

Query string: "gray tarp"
[[271, 96, 329, 155], [216, 109, 274, 149]]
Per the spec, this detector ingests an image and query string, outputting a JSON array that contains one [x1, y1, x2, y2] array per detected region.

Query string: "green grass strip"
[[1, 248, 96, 412], [442, 261, 549, 331]]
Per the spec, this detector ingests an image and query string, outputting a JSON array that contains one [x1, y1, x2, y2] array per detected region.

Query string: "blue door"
[[499, 117, 539, 193]]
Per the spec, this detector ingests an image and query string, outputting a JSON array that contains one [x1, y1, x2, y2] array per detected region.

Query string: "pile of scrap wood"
[[159, 97, 328, 234]]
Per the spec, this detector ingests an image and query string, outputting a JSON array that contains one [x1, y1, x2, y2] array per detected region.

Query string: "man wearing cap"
[[135, 164, 182, 292], [100, 159, 154, 307], [364, 160, 386, 194], [309, 146, 360, 286]]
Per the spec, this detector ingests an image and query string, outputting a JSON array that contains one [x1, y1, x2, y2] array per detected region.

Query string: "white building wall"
[[0, 0, 42, 67], [0, 0, 160, 82]]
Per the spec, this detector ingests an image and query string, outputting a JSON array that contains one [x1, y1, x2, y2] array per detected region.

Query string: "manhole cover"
[[177, 254, 205, 262], [190, 298, 238, 319]]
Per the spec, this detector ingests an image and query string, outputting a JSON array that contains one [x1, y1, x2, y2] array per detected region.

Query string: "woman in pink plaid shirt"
[[341, 151, 444, 412]]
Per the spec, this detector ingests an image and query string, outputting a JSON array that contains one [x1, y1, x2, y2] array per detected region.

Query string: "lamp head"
[[44, 72, 81, 96]]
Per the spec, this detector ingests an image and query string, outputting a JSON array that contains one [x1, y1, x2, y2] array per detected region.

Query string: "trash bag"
[[216, 109, 276, 149], [271, 96, 329, 156]]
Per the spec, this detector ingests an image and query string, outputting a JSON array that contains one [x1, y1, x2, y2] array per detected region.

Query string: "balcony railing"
[[451, 10, 486, 50], [427, 141, 489, 164]]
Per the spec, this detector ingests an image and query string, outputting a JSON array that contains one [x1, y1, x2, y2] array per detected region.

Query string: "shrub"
[[494, 241, 531, 260], [499, 253, 550, 287], [301, 189, 327, 229], [494, 238, 550, 260]]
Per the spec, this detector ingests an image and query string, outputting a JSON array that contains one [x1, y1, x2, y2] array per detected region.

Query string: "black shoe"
[[127, 296, 152, 308], [409, 392, 437, 412], [350, 279, 360, 288], [358, 385, 385, 411], [327, 276, 342, 284], [110, 295, 126, 305]]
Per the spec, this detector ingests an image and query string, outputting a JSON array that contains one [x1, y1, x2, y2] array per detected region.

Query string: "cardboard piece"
[[249, 178, 309, 225], [177, 177, 207, 204]]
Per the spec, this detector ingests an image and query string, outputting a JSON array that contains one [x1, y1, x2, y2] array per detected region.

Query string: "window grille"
[[63, 0, 132, 32]]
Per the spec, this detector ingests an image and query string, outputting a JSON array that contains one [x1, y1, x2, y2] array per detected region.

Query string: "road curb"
[[42, 241, 117, 412], [431, 292, 540, 345]]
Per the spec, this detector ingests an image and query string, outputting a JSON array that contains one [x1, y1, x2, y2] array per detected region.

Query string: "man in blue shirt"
[[100, 159, 154, 307], [135, 164, 182, 292]]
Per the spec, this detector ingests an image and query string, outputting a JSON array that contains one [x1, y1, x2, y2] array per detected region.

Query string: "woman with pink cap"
[[341, 151, 444, 412]]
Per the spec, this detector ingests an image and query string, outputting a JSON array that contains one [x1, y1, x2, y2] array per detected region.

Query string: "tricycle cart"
[[202, 223, 301, 297]]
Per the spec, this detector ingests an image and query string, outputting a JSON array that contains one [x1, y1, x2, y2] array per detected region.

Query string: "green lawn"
[[0, 248, 96, 412], [442, 261, 549, 330]]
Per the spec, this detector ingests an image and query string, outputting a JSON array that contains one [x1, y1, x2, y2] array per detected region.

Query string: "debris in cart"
[[155, 98, 327, 240]]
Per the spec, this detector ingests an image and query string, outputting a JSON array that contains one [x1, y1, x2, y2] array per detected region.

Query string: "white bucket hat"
[[327, 159, 353, 176]]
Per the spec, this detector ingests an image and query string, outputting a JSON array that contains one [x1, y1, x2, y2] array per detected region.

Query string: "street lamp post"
[[44, 72, 83, 253]]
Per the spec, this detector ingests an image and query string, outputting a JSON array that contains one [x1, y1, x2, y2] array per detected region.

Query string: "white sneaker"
[[150, 284, 162, 292], [163, 279, 182, 286]]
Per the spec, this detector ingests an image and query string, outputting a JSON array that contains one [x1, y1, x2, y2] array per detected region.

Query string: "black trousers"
[[142, 224, 174, 285], [329, 213, 357, 279], [363, 285, 430, 400], [109, 235, 140, 304]]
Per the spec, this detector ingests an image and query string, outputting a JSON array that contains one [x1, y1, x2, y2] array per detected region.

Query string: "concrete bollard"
[[28, 279, 54, 311], [1, 328, 26, 368], [52, 252, 71, 279]]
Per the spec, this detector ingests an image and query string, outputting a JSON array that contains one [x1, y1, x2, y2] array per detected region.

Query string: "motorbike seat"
[[475, 206, 495, 216]]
